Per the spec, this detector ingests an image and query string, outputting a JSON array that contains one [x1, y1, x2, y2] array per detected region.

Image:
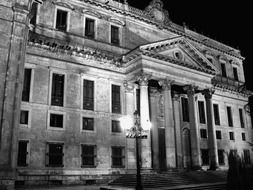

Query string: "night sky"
[[127, 0, 252, 91]]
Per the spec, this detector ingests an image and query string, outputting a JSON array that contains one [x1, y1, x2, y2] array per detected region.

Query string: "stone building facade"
[[0, 0, 252, 188]]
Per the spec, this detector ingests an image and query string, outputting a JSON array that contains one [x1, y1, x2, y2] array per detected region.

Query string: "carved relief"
[[136, 72, 151, 86]]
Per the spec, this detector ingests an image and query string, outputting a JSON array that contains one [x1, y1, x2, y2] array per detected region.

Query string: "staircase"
[[107, 170, 227, 189]]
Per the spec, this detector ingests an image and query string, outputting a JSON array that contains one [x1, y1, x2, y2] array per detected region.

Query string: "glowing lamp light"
[[119, 115, 134, 130], [142, 120, 152, 130]]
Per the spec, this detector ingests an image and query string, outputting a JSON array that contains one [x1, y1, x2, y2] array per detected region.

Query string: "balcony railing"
[[212, 75, 244, 89]]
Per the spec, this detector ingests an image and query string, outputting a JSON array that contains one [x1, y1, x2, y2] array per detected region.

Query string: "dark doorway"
[[158, 128, 167, 171]]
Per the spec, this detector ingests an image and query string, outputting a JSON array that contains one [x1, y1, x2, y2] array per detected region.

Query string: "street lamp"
[[120, 111, 151, 190]]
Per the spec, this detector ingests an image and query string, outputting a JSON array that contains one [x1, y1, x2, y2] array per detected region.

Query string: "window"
[[227, 106, 233, 127], [213, 104, 220, 125], [82, 117, 94, 131], [17, 140, 29, 167], [243, 149, 251, 165], [201, 149, 209, 165], [22, 68, 32, 102], [83, 79, 94, 110], [46, 143, 64, 167], [221, 63, 227, 77], [85, 18, 95, 38], [200, 129, 207, 139], [112, 85, 121, 114], [216, 130, 222, 140], [111, 25, 119, 45], [218, 149, 225, 165], [50, 113, 63, 128], [111, 146, 125, 167], [229, 132, 234, 140], [81, 145, 96, 167], [51, 73, 64, 106], [198, 101, 206, 124], [30, 2, 38, 25], [20, 110, 29, 125], [56, 9, 68, 31], [242, 133, 246, 141], [239, 108, 245, 128], [112, 120, 121, 133], [136, 89, 140, 115], [233, 67, 239, 81], [181, 97, 189, 122]]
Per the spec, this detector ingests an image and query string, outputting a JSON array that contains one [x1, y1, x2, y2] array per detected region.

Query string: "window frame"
[[110, 24, 121, 46], [54, 7, 70, 32], [226, 106, 233, 127], [218, 149, 225, 165], [111, 120, 122, 133], [200, 128, 207, 139], [233, 67, 239, 81], [81, 144, 97, 168], [242, 132, 246, 141], [22, 68, 33, 102], [81, 116, 95, 132], [239, 108, 245, 128], [48, 110, 65, 131], [81, 75, 96, 111], [229, 131, 235, 141], [20, 108, 31, 128], [198, 101, 206, 124], [213, 104, 220, 126], [201, 149, 209, 166], [221, 62, 227, 78], [46, 142, 64, 168], [216, 130, 222, 140], [181, 97, 189, 122], [84, 17, 96, 39], [111, 83, 122, 114], [111, 146, 125, 168], [17, 140, 30, 167]]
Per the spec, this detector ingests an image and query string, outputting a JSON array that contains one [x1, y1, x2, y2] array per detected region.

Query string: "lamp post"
[[120, 110, 151, 190]]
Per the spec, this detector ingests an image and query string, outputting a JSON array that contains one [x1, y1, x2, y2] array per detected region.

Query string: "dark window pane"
[[200, 129, 207, 138], [243, 150, 251, 165], [201, 149, 209, 165], [51, 73, 64, 106], [111, 25, 119, 45], [221, 63, 227, 77], [213, 104, 220, 125], [22, 68, 32, 102], [30, 2, 38, 25], [136, 89, 140, 115], [56, 10, 67, 31], [198, 101, 206, 124], [218, 149, 225, 165], [242, 133, 246, 141], [233, 67, 239, 81], [239, 109, 244, 128], [112, 85, 121, 114], [47, 144, 63, 167], [112, 147, 124, 167], [216, 130, 222, 140], [20, 110, 29, 125], [82, 117, 94, 131], [85, 18, 95, 38], [229, 132, 234, 140], [182, 97, 189, 122], [50, 114, 63, 128], [83, 79, 94, 110], [112, 120, 121, 133], [17, 141, 28, 166], [81, 145, 96, 166], [227, 107, 233, 127]]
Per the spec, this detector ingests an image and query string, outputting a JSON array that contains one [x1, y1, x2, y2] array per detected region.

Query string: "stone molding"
[[158, 78, 174, 91], [136, 72, 151, 86], [202, 88, 215, 99]]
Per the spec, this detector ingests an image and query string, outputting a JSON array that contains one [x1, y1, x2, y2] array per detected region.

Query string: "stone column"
[[202, 89, 219, 170], [159, 79, 176, 168], [184, 85, 201, 169], [172, 93, 184, 169], [123, 81, 136, 170], [137, 73, 152, 169]]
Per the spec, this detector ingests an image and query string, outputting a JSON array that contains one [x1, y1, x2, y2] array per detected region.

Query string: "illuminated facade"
[[0, 0, 252, 188]]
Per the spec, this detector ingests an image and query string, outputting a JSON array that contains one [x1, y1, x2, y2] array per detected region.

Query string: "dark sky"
[[127, 0, 252, 91]]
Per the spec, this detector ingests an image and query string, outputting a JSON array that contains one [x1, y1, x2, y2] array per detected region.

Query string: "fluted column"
[[184, 85, 201, 169], [159, 79, 176, 168], [202, 89, 219, 170], [137, 73, 152, 169]]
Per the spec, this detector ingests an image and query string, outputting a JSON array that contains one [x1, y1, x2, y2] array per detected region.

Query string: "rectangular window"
[[200, 129, 207, 139], [82, 117, 94, 131], [17, 140, 28, 167], [22, 68, 32, 102], [213, 104, 220, 125], [218, 149, 225, 165], [56, 9, 67, 31], [112, 85, 121, 114], [229, 132, 234, 140], [136, 89, 140, 115], [111, 147, 124, 167], [201, 149, 209, 166], [243, 149, 251, 165], [181, 97, 189, 122], [51, 73, 64, 106], [198, 101, 206, 124], [111, 25, 119, 45], [85, 18, 95, 38], [30, 2, 38, 25], [81, 145, 96, 167], [216, 130, 222, 140], [227, 106, 233, 127], [112, 120, 121, 133], [242, 133, 246, 141], [221, 63, 227, 77], [239, 108, 245, 128], [83, 79, 94, 110], [233, 67, 239, 81], [50, 113, 63, 128], [20, 110, 29, 125], [46, 143, 64, 167]]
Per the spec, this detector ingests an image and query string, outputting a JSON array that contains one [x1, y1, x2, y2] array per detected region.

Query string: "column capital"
[[202, 88, 215, 99], [172, 92, 181, 101], [136, 72, 151, 86], [123, 81, 135, 93], [158, 78, 174, 91], [184, 85, 198, 96]]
